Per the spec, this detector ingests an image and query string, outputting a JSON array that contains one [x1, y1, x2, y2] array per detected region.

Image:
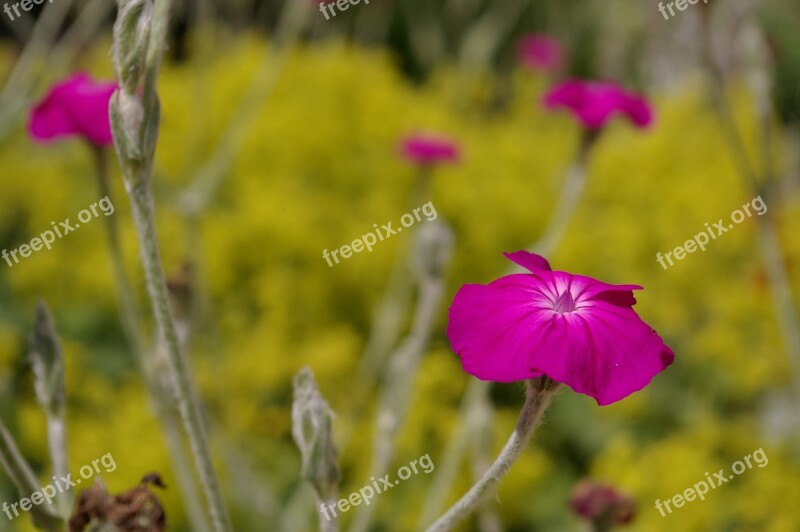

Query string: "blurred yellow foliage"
[[0, 33, 798, 531]]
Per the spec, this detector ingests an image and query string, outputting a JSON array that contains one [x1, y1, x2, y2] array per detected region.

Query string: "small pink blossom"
[[400, 134, 460, 166], [28, 73, 117, 146], [570, 479, 636, 525], [517, 34, 566, 72], [543, 80, 653, 130], [447, 251, 674, 405]]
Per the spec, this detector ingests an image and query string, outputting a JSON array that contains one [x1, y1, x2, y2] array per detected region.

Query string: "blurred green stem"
[[351, 222, 453, 532], [425, 379, 558, 532], [708, 87, 800, 394], [338, 169, 435, 452], [0, 418, 64, 531], [178, 0, 310, 217], [417, 380, 487, 528], [91, 146, 144, 359], [91, 145, 212, 532], [29, 302, 70, 516]]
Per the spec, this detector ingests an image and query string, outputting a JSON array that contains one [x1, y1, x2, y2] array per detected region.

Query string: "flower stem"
[[90, 145, 212, 532], [127, 180, 232, 532], [425, 379, 558, 532], [0, 418, 64, 531]]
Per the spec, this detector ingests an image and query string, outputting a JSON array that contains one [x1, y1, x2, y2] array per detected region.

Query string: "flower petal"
[[529, 302, 674, 405], [448, 276, 550, 382], [503, 251, 552, 273]]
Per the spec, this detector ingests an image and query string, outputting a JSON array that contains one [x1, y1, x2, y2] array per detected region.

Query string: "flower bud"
[[28, 301, 65, 418], [570, 479, 636, 527], [113, 0, 153, 94], [291, 367, 340, 501], [412, 220, 455, 281]]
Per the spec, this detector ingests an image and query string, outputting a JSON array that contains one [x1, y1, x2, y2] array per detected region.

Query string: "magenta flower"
[[543, 80, 653, 130], [400, 133, 460, 166], [517, 34, 566, 72], [447, 251, 674, 405], [570, 479, 636, 526], [28, 73, 117, 146]]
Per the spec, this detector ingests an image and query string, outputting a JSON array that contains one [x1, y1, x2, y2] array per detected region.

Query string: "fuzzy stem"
[[425, 380, 558, 531], [91, 147, 144, 358], [350, 278, 445, 532], [0, 418, 64, 531], [126, 181, 232, 532], [91, 146, 212, 532], [417, 379, 487, 527]]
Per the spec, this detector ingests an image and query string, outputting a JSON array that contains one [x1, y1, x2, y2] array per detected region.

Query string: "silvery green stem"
[[0, 418, 64, 531], [338, 172, 437, 454], [178, 0, 310, 217], [351, 222, 454, 532], [705, 69, 800, 397], [425, 379, 559, 532], [127, 181, 232, 532], [110, 1, 232, 530], [417, 380, 487, 528], [28, 301, 71, 516], [527, 132, 594, 259], [90, 146, 212, 532]]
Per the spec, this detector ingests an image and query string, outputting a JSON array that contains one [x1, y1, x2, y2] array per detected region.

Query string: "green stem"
[[90, 146, 212, 532], [91, 147, 144, 357], [425, 380, 558, 531], [0, 418, 64, 531], [351, 274, 447, 532], [127, 181, 232, 532]]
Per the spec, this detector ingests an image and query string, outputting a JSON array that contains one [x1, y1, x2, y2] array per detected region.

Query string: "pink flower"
[[570, 479, 636, 525], [543, 80, 653, 130], [517, 34, 565, 72], [28, 73, 117, 146], [447, 251, 674, 405], [400, 134, 460, 166]]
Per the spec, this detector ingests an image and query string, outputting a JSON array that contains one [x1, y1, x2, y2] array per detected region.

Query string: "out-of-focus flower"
[[446, 251, 674, 406], [517, 34, 566, 72], [543, 80, 653, 130], [570, 479, 636, 527], [28, 73, 117, 146], [400, 133, 460, 166]]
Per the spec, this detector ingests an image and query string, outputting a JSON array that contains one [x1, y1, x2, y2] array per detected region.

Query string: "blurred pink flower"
[[28, 73, 117, 146], [570, 479, 636, 526], [400, 134, 460, 166], [517, 34, 565, 72], [543, 80, 653, 130], [446, 251, 674, 406]]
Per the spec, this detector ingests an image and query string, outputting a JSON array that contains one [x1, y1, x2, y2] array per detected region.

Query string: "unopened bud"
[[412, 220, 454, 280], [113, 0, 153, 93], [291, 367, 340, 500], [28, 301, 65, 417]]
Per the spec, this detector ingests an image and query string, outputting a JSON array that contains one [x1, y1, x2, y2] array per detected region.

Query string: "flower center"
[[553, 290, 577, 314]]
